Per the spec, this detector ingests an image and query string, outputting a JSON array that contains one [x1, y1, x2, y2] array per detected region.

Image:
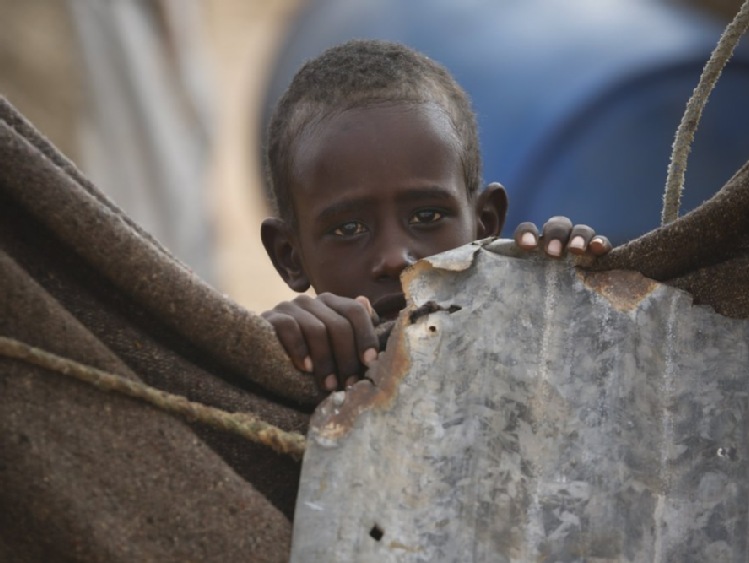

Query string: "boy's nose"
[[371, 241, 416, 280]]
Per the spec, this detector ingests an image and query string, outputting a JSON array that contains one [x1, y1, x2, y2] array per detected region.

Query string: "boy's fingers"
[[514, 222, 539, 250], [261, 308, 311, 373], [354, 295, 381, 326], [354, 295, 373, 316], [294, 311, 339, 391], [272, 298, 339, 391], [265, 294, 379, 392], [320, 293, 379, 367], [567, 225, 596, 255], [589, 235, 613, 256], [541, 216, 573, 257], [514, 217, 611, 258], [297, 295, 363, 391]]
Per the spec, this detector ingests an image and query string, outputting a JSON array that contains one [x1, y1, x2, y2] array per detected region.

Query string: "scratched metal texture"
[[291, 239, 749, 563]]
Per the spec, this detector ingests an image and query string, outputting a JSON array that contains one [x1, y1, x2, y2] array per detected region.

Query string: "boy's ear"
[[475, 182, 508, 238], [260, 218, 311, 293]]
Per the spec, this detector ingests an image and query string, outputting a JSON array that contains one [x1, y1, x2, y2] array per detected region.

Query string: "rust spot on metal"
[[307, 257, 468, 445], [309, 308, 414, 446], [408, 301, 462, 323], [579, 269, 659, 311]]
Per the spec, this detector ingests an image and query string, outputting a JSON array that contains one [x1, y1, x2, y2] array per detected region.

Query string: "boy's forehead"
[[291, 102, 461, 175], [286, 103, 472, 231]]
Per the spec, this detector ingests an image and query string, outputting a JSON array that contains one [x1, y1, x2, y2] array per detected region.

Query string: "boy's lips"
[[371, 293, 407, 321]]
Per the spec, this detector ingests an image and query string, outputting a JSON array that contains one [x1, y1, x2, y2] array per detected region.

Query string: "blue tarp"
[[262, 0, 749, 244]]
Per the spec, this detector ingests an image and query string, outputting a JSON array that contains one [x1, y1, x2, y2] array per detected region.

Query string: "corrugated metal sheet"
[[291, 239, 749, 562]]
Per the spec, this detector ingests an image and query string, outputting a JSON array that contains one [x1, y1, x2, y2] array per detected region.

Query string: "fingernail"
[[303, 356, 313, 372], [362, 347, 377, 366], [325, 374, 337, 391], [520, 232, 536, 248], [345, 376, 358, 388], [569, 236, 585, 251], [590, 237, 605, 253], [547, 239, 562, 257]]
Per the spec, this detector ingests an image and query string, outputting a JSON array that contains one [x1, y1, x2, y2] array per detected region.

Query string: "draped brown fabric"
[[585, 159, 749, 319], [0, 91, 747, 562], [0, 97, 320, 562]]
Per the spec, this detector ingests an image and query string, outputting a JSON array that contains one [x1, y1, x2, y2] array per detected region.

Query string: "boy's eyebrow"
[[396, 187, 459, 203], [316, 187, 460, 222], [316, 197, 374, 223]]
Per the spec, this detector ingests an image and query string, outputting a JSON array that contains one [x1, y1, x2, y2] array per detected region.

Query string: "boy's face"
[[263, 103, 507, 319]]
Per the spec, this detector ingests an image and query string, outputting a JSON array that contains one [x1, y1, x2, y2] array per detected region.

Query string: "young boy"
[[260, 39, 610, 394]]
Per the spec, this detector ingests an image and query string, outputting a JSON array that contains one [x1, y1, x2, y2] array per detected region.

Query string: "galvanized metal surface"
[[291, 239, 749, 562]]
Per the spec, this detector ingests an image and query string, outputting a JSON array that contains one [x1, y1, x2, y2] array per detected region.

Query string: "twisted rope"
[[662, 0, 749, 225], [0, 336, 307, 461]]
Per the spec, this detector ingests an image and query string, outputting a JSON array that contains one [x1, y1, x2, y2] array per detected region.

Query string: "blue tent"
[[261, 0, 749, 244]]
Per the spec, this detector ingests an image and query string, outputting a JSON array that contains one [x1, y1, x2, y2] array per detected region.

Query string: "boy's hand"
[[513, 216, 612, 257], [262, 294, 380, 393]]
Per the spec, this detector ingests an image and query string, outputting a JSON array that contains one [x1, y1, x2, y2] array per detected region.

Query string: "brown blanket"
[[0, 97, 320, 562], [0, 91, 747, 562], [587, 159, 749, 319]]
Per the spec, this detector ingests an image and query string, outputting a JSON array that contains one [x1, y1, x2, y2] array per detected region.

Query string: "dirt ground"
[[202, 0, 304, 313], [0, 0, 303, 314]]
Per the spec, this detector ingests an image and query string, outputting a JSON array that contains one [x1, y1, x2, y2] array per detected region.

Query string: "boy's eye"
[[332, 221, 367, 236], [409, 209, 444, 224]]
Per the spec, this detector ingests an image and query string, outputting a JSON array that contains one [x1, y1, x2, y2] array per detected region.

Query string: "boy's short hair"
[[265, 39, 482, 226]]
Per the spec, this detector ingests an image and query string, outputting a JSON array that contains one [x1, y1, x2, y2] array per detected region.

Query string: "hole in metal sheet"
[[369, 524, 384, 541]]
